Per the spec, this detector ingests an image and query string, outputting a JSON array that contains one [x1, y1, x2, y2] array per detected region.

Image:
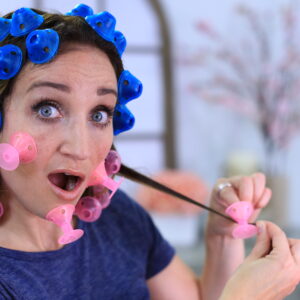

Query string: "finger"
[[256, 188, 272, 209], [288, 239, 300, 265], [230, 176, 254, 203], [252, 173, 266, 206], [249, 188, 272, 222], [246, 221, 272, 261], [265, 221, 291, 256], [217, 185, 240, 208], [213, 177, 239, 196]]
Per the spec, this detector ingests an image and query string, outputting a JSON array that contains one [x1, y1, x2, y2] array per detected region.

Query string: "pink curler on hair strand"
[[46, 204, 84, 245], [88, 161, 123, 200], [225, 201, 258, 239]]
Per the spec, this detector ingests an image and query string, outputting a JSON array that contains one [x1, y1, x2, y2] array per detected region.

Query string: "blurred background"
[[3, 0, 300, 298]]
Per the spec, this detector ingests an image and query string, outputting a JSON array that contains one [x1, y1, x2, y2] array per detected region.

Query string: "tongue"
[[48, 173, 78, 191], [48, 173, 66, 188]]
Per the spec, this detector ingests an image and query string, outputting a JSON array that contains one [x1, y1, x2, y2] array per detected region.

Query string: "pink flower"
[[195, 21, 218, 39], [185, 3, 300, 160]]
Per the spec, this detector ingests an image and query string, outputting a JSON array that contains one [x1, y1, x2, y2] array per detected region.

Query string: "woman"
[[0, 4, 298, 299]]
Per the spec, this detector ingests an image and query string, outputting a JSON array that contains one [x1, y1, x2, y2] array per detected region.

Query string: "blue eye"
[[92, 111, 108, 123], [38, 104, 60, 118], [32, 100, 61, 121]]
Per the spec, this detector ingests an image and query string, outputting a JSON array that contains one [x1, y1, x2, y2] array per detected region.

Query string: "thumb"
[[246, 221, 271, 261]]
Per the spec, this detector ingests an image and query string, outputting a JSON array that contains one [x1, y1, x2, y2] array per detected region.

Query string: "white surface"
[[151, 213, 201, 246], [114, 138, 164, 175], [106, 0, 160, 47], [121, 53, 164, 134], [0, 1, 36, 15], [40, 0, 98, 13]]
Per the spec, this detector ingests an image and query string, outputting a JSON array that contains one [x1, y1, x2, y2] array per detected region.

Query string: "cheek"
[[2, 104, 31, 134], [93, 131, 113, 162], [0, 166, 42, 206], [0, 168, 53, 218], [34, 132, 58, 154]]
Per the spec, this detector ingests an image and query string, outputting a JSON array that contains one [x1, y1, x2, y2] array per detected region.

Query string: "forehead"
[[14, 44, 117, 89]]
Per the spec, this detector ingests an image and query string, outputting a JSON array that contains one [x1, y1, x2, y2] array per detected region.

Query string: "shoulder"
[[107, 189, 176, 278], [82, 189, 153, 239], [89, 189, 170, 252], [105, 189, 153, 227], [80, 189, 157, 260], [109, 189, 144, 211]]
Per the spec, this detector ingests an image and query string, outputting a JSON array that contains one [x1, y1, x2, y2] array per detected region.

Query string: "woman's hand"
[[206, 173, 272, 237], [220, 221, 300, 300], [200, 174, 272, 299]]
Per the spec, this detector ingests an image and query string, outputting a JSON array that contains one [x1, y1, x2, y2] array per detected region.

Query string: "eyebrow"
[[26, 81, 118, 97], [26, 81, 70, 93], [97, 87, 118, 97]]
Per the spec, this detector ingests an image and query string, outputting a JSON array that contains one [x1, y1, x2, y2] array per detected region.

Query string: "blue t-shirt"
[[0, 190, 175, 299]]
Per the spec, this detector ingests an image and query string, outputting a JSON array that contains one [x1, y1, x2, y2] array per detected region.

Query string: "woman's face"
[[0, 44, 118, 218]]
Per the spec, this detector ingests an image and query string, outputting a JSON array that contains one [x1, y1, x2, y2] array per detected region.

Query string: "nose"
[[59, 120, 90, 161]]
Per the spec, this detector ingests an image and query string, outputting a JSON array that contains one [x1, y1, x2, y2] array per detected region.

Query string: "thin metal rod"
[[119, 165, 236, 223]]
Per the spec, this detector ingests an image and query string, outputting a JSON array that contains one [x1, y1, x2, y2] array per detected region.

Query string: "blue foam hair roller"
[[113, 31, 126, 56], [0, 44, 22, 80], [0, 18, 11, 42], [26, 29, 59, 64], [118, 70, 143, 105], [10, 8, 44, 37], [0, 111, 3, 129], [85, 12, 116, 42], [113, 104, 135, 135], [66, 4, 94, 17]]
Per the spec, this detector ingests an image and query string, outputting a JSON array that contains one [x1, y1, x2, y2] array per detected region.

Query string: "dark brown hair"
[[0, 9, 124, 117]]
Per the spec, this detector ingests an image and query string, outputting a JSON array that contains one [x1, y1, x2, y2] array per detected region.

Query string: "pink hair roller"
[[104, 150, 121, 176], [225, 201, 258, 239], [0, 132, 37, 171], [46, 204, 84, 245], [76, 150, 123, 223], [74, 196, 102, 222], [93, 185, 111, 209], [88, 161, 123, 199]]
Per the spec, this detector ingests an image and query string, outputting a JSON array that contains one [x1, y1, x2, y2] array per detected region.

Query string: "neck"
[[0, 194, 74, 252]]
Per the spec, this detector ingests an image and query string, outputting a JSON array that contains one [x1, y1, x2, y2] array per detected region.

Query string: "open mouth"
[[48, 172, 83, 192]]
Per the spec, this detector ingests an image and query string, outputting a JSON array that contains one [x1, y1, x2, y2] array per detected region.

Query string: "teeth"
[[65, 176, 77, 191]]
